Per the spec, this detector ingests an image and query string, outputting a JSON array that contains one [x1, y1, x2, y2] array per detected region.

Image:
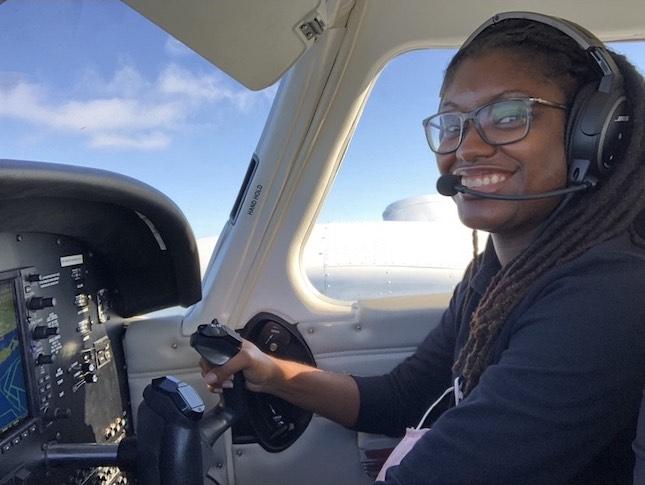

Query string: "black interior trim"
[[231, 312, 316, 452]]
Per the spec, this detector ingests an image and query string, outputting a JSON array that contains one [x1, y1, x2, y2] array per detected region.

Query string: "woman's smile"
[[452, 166, 516, 194]]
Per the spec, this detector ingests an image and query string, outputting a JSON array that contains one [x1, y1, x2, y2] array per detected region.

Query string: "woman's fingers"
[[199, 352, 247, 392], [199, 338, 277, 394], [204, 376, 234, 394]]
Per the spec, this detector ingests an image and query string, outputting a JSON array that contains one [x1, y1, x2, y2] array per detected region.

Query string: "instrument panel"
[[0, 158, 202, 485], [0, 232, 130, 485]]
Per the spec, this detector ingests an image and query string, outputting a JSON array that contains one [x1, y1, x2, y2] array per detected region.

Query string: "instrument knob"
[[28, 297, 56, 311], [35, 354, 53, 365], [32, 325, 59, 340]]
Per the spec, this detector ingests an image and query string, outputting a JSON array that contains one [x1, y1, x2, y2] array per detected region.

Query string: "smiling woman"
[[199, 10, 645, 485], [0, 0, 276, 240]]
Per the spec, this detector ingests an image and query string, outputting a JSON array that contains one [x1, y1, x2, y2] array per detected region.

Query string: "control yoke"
[[44, 376, 206, 485], [190, 321, 245, 446], [43, 321, 242, 483]]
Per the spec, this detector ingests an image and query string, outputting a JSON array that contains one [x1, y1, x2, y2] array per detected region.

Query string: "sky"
[[1, 1, 645, 237]]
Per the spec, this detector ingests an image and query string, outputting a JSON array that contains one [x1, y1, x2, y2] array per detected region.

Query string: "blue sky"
[[2, 1, 644, 236]]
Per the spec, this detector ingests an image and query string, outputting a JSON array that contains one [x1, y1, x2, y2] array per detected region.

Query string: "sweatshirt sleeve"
[[376, 252, 645, 484], [352, 281, 463, 436]]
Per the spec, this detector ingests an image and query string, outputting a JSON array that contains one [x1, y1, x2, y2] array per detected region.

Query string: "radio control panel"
[[0, 233, 130, 484]]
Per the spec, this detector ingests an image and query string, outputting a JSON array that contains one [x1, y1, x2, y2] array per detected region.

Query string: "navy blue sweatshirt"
[[354, 233, 645, 484]]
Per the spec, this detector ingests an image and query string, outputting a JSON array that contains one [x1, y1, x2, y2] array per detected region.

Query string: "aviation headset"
[[460, 11, 632, 185]]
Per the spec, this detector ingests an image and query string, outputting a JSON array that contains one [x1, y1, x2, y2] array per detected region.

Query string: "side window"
[[303, 49, 482, 301], [302, 41, 645, 302]]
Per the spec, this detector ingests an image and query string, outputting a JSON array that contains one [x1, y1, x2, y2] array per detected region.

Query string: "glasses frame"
[[422, 97, 567, 155]]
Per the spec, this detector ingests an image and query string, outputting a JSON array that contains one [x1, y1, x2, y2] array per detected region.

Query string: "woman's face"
[[437, 51, 569, 235]]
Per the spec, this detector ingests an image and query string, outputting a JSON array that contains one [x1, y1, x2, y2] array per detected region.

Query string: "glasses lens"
[[425, 113, 462, 154], [424, 100, 533, 154], [478, 100, 529, 145]]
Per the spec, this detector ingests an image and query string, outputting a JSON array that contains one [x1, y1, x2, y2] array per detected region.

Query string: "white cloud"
[[164, 37, 193, 58], [158, 64, 225, 101], [158, 64, 255, 111], [0, 81, 185, 132], [0, 61, 276, 151], [78, 64, 150, 98], [89, 131, 170, 150], [56, 98, 184, 131]]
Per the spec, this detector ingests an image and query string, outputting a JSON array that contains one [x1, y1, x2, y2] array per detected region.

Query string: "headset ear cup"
[[566, 81, 630, 180], [597, 93, 630, 174], [565, 82, 597, 166]]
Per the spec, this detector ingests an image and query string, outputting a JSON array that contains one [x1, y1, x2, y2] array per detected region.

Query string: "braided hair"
[[442, 19, 645, 395]]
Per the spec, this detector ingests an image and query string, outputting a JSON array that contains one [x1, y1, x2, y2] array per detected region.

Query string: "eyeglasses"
[[422, 97, 567, 154]]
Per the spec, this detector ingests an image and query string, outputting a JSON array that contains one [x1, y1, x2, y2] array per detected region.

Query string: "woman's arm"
[[201, 278, 464, 433], [377, 250, 645, 484], [200, 339, 360, 427]]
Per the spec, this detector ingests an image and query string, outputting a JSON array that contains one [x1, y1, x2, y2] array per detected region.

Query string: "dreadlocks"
[[444, 20, 645, 395]]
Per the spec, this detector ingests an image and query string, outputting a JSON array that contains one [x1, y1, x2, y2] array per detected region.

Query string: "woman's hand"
[[199, 337, 360, 427], [199, 338, 280, 394]]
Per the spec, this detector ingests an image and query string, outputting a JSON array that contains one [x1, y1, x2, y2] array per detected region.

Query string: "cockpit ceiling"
[[121, 0, 645, 91]]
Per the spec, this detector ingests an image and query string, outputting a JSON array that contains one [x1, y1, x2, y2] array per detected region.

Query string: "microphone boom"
[[436, 174, 592, 200]]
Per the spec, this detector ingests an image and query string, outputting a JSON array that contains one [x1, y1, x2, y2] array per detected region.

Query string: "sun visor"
[[123, 0, 329, 90]]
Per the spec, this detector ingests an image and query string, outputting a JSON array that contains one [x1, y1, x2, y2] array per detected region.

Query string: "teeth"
[[461, 174, 507, 188]]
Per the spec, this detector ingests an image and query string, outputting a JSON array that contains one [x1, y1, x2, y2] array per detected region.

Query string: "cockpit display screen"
[[0, 280, 29, 436]]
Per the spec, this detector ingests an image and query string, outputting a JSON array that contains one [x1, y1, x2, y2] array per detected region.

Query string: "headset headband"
[[461, 11, 622, 94]]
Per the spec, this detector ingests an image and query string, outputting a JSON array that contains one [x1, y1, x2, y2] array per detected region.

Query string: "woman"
[[202, 12, 645, 484]]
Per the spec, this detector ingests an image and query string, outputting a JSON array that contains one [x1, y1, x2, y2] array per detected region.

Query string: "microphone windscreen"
[[436, 174, 461, 196]]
